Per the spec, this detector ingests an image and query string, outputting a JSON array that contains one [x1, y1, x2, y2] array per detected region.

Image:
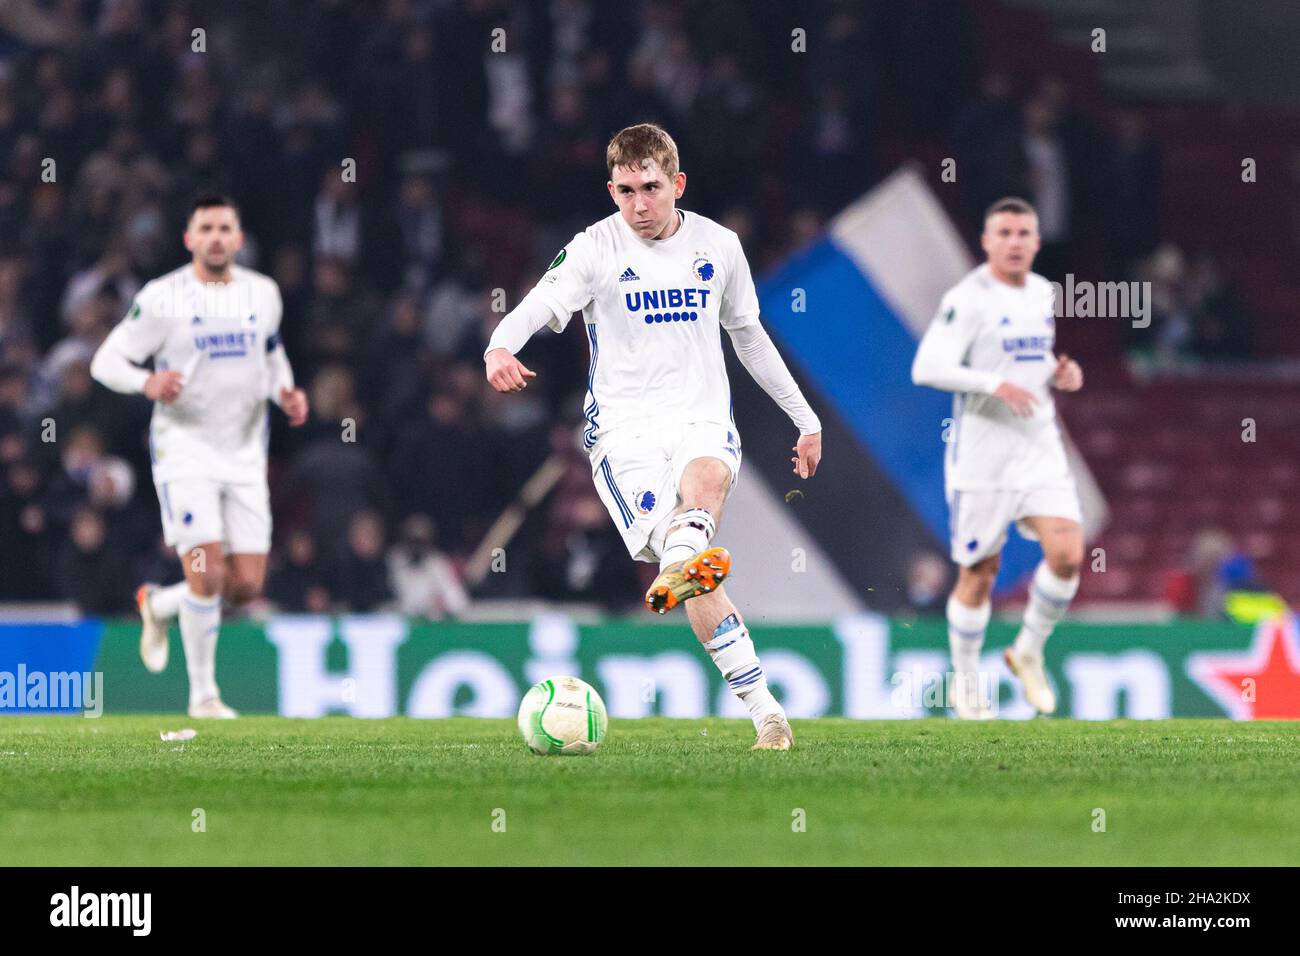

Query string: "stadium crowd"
[[0, 0, 1245, 615]]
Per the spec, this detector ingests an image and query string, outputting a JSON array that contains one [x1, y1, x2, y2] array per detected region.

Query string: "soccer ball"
[[517, 676, 608, 756]]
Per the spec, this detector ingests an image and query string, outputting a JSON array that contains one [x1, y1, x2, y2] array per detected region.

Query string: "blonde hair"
[[606, 123, 680, 179]]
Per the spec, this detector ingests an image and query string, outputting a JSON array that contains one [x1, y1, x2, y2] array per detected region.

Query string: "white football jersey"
[[99, 263, 284, 484], [525, 209, 760, 454], [923, 264, 1071, 492]]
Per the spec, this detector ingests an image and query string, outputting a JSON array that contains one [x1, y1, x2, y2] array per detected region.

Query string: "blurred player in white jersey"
[[912, 197, 1084, 718], [90, 196, 309, 718], [484, 124, 822, 749]]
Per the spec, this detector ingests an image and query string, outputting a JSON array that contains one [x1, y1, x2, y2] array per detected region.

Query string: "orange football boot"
[[644, 546, 731, 614]]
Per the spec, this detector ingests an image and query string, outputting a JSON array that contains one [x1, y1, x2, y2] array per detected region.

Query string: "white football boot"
[[752, 712, 794, 750], [1003, 647, 1057, 715], [136, 584, 168, 674], [949, 671, 996, 720], [188, 698, 239, 719]]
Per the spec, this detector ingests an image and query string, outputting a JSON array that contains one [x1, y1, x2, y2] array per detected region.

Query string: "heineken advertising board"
[[1, 613, 1292, 720]]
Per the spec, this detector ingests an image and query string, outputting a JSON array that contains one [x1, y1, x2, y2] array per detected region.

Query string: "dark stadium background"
[[1, 0, 1298, 619]]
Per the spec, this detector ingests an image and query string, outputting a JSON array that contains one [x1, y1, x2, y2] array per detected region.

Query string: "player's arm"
[[267, 342, 307, 424], [483, 294, 553, 392], [721, 233, 821, 478], [726, 323, 822, 477], [485, 234, 596, 393], [911, 294, 1035, 416], [264, 285, 308, 425], [89, 292, 182, 403]]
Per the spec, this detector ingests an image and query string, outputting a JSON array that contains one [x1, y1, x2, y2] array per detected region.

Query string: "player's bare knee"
[[188, 568, 224, 598], [182, 545, 224, 589], [705, 459, 731, 489], [225, 578, 261, 606], [957, 559, 998, 604], [1047, 549, 1082, 580], [681, 458, 730, 511], [970, 554, 1000, 580], [964, 577, 995, 605]]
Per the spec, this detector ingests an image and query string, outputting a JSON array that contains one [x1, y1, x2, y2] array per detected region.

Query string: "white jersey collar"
[[620, 208, 690, 247]]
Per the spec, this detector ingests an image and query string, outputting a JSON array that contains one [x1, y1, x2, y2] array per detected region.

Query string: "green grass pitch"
[[1, 716, 1297, 865]]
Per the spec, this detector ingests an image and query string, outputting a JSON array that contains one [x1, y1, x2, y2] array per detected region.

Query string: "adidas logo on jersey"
[[619, 267, 640, 282]]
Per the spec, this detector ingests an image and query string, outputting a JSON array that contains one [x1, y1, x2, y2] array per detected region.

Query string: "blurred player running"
[[90, 196, 309, 718], [484, 124, 822, 749], [912, 197, 1084, 719]]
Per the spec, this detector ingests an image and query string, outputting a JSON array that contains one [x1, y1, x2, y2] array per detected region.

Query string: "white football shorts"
[[154, 475, 272, 555], [948, 483, 1083, 566], [591, 421, 741, 563]]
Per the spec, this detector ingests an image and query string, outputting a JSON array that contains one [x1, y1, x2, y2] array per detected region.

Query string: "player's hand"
[[791, 431, 821, 479], [993, 382, 1037, 417], [1051, 354, 1083, 392], [485, 348, 536, 393], [280, 386, 309, 426], [144, 370, 184, 404]]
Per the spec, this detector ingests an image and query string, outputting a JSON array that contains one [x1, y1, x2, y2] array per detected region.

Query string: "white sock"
[[148, 581, 187, 621], [179, 589, 222, 707], [1013, 560, 1079, 658], [702, 613, 783, 729], [946, 593, 990, 676], [659, 508, 715, 570]]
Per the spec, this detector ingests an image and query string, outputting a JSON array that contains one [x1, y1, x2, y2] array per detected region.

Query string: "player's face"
[[981, 212, 1040, 281], [184, 206, 244, 273], [607, 161, 686, 239]]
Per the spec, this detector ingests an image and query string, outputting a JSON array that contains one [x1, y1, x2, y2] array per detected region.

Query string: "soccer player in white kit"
[[911, 198, 1084, 718], [90, 196, 309, 718], [484, 124, 822, 749]]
